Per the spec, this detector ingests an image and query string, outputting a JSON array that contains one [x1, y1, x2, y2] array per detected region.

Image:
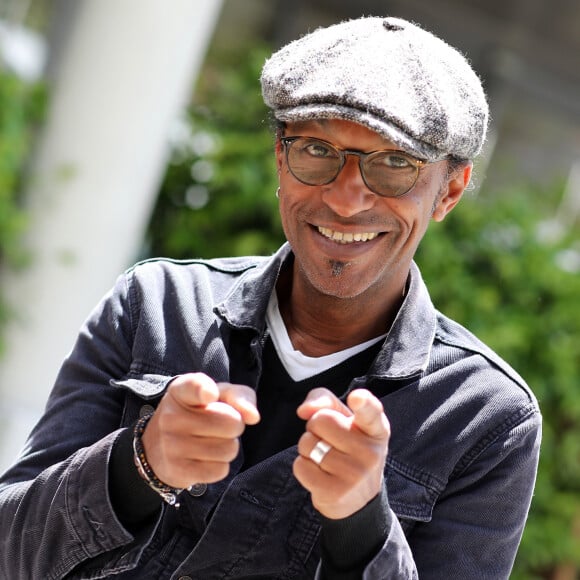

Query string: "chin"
[[310, 269, 373, 300]]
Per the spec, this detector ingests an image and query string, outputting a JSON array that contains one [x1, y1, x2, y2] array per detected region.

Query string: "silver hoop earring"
[[275, 187, 280, 198]]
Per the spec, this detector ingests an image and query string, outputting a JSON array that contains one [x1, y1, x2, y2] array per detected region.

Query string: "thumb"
[[169, 373, 220, 408]]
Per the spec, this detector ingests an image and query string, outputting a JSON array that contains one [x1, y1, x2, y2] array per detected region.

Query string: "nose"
[[320, 155, 376, 217]]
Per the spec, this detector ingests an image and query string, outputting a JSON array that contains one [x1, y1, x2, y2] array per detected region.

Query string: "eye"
[[381, 152, 414, 169], [303, 140, 337, 158]]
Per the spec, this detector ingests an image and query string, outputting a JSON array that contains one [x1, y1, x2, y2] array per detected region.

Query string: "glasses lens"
[[363, 152, 419, 197], [286, 138, 342, 185]]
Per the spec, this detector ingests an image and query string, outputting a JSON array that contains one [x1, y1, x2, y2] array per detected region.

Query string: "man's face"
[[275, 118, 470, 300]]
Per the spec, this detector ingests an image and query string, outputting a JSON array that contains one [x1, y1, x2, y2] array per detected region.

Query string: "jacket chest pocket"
[[385, 458, 441, 536], [110, 373, 175, 427]]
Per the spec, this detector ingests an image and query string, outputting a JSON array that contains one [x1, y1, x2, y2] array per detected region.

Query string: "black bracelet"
[[132, 412, 184, 507]]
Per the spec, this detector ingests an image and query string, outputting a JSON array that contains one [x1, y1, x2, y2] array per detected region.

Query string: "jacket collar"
[[215, 243, 436, 380], [214, 243, 292, 332], [370, 261, 437, 379]]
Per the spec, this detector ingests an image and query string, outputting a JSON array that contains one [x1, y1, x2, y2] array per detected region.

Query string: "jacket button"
[[188, 483, 207, 497], [139, 404, 155, 418]]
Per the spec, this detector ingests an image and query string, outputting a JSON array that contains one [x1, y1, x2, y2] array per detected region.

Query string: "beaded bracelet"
[[132, 412, 184, 507]]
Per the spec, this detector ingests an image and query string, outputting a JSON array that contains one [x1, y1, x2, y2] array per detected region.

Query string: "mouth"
[[317, 226, 380, 244]]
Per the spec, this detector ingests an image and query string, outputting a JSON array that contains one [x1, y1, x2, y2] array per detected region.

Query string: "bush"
[[0, 69, 46, 353]]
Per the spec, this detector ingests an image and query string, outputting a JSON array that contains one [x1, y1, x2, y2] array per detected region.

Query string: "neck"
[[276, 266, 406, 357]]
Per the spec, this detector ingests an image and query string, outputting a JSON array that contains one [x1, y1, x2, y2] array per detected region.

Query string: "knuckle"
[[308, 408, 337, 429], [221, 438, 240, 461], [208, 462, 231, 483], [216, 415, 244, 439]]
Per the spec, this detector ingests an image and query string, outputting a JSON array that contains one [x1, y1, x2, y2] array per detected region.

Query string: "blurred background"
[[0, 0, 578, 577]]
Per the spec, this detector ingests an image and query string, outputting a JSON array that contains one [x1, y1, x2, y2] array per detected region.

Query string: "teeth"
[[318, 227, 378, 244]]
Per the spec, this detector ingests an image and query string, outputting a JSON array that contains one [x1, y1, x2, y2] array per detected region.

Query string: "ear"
[[432, 162, 472, 222]]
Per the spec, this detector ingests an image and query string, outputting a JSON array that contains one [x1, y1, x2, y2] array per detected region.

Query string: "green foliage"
[[146, 45, 284, 260], [0, 69, 46, 352], [0, 69, 44, 264], [147, 41, 580, 577], [416, 187, 580, 577]]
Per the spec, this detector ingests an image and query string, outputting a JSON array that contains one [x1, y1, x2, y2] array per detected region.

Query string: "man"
[[0, 16, 541, 579]]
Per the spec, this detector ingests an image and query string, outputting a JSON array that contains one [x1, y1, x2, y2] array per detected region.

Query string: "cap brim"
[[274, 103, 446, 162]]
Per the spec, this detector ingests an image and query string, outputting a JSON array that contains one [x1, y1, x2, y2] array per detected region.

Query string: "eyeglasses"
[[281, 136, 429, 198]]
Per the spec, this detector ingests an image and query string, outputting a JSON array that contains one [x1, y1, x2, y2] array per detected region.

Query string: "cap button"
[[383, 20, 405, 32]]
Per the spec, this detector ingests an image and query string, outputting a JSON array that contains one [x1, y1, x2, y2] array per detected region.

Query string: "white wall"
[[0, 0, 224, 472]]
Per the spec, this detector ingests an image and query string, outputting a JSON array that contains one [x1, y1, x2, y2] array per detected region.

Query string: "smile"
[[317, 226, 379, 244]]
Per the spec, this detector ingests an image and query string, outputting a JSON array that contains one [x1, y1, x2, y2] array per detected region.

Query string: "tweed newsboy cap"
[[261, 16, 489, 161]]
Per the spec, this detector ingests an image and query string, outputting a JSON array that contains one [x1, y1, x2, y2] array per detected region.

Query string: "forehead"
[[283, 118, 400, 150]]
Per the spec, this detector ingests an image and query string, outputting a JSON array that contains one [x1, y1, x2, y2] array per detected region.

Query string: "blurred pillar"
[[557, 161, 580, 230], [0, 0, 224, 471]]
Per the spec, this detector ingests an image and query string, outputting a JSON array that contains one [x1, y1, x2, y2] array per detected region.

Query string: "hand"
[[141, 373, 260, 488], [293, 388, 390, 519]]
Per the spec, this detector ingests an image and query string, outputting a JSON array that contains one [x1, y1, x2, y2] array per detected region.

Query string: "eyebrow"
[[287, 134, 415, 157]]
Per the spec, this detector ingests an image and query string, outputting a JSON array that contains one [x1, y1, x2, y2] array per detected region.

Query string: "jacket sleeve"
[[317, 485, 418, 580], [359, 405, 541, 580], [0, 272, 160, 579]]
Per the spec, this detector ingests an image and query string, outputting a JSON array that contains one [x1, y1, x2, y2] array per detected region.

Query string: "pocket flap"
[[385, 458, 441, 523], [109, 373, 174, 399]]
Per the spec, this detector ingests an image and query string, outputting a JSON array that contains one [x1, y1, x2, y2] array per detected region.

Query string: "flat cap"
[[261, 17, 489, 161]]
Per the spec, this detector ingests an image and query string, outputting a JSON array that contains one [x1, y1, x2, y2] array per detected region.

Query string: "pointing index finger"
[[217, 382, 260, 425], [297, 387, 352, 421], [347, 389, 390, 439]]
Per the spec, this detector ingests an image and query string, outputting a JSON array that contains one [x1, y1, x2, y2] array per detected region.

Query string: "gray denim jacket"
[[0, 243, 541, 579]]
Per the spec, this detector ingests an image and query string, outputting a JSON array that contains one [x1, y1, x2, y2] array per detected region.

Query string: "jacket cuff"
[[109, 426, 162, 530], [318, 485, 390, 578]]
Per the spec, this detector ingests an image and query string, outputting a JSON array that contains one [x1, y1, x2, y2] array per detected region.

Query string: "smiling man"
[[0, 16, 541, 580]]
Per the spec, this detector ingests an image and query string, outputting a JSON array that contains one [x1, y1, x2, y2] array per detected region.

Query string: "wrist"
[[132, 412, 184, 507]]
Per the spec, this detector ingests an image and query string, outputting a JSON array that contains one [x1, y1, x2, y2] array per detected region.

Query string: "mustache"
[[301, 208, 395, 229]]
